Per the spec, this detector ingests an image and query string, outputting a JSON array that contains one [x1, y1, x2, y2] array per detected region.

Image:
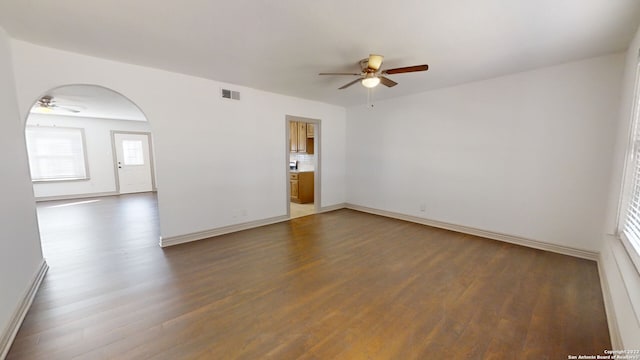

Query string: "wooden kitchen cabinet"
[[290, 121, 314, 154], [305, 123, 314, 154], [290, 121, 298, 152], [297, 122, 307, 153], [290, 171, 314, 203]]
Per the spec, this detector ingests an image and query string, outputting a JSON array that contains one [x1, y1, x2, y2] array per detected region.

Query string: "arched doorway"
[[25, 84, 155, 199], [23, 84, 161, 262]]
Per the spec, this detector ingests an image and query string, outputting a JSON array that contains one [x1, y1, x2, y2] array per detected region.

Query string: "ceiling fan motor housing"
[[359, 58, 370, 72], [39, 95, 55, 106]]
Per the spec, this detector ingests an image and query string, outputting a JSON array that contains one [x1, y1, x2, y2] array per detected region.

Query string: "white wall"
[[347, 53, 624, 253], [2, 22, 636, 351], [600, 23, 640, 349], [26, 114, 153, 199], [0, 27, 44, 352], [10, 40, 347, 240]]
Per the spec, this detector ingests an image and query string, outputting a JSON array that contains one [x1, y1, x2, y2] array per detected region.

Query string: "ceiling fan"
[[33, 95, 82, 113], [319, 54, 429, 90]]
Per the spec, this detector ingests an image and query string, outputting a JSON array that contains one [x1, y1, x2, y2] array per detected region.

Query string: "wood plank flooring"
[[7, 193, 610, 359]]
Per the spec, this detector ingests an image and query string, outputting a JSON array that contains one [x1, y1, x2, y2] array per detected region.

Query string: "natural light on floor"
[[45, 199, 101, 208]]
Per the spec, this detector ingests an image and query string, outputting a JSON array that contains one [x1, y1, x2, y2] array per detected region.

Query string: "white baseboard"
[[162, 203, 598, 259], [345, 203, 599, 261], [597, 251, 623, 350], [0, 259, 48, 360], [162, 204, 347, 247], [35, 191, 118, 202], [318, 203, 347, 213], [160, 215, 290, 247]]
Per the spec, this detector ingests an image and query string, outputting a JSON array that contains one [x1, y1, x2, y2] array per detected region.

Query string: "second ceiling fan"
[[33, 95, 82, 113], [319, 54, 428, 90]]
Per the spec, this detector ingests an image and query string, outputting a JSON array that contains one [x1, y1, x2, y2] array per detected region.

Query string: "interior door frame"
[[110, 130, 157, 194], [285, 115, 321, 218]]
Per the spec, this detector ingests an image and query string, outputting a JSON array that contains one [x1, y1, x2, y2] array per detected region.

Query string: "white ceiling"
[[1, 0, 640, 107]]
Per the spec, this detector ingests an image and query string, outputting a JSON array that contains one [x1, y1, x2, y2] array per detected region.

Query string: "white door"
[[113, 132, 153, 194]]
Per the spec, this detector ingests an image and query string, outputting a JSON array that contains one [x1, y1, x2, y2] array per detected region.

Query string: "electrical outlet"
[[420, 203, 426, 212]]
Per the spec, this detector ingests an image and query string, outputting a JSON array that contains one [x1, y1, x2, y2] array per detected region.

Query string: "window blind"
[[624, 143, 640, 243], [621, 65, 640, 269], [25, 126, 88, 181]]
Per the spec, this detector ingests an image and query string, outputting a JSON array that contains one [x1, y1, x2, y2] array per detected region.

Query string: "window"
[[619, 62, 640, 271], [122, 140, 144, 165], [25, 126, 88, 181]]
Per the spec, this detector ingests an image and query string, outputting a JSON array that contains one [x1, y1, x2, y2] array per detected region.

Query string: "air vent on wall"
[[221, 88, 240, 100]]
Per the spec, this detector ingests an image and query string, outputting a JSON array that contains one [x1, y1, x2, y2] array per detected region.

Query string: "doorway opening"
[[286, 115, 320, 219], [23, 84, 161, 261]]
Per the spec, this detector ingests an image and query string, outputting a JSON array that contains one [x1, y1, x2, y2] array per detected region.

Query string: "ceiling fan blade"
[[368, 54, 383, 71], [32, 105, 53, 113], [319, 72, 361, 76], [56, 105, 81, 113], [339, 78, 363, 90], [379, 76, 398, 87], [383, 64, 429, 75]]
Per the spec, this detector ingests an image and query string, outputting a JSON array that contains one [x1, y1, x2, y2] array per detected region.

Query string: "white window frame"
[[25, 126, 90, 182], [617, 58, 640, 273]]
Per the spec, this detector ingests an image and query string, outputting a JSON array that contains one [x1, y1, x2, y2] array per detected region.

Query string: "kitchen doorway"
[[286, 115, 320, 219]]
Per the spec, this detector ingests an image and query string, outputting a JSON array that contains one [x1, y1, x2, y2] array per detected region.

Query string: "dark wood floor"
[[7, 193, 610, 359]]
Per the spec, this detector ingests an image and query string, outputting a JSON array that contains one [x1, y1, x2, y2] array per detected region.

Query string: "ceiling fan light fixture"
[[361, 76, 380, 88]]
